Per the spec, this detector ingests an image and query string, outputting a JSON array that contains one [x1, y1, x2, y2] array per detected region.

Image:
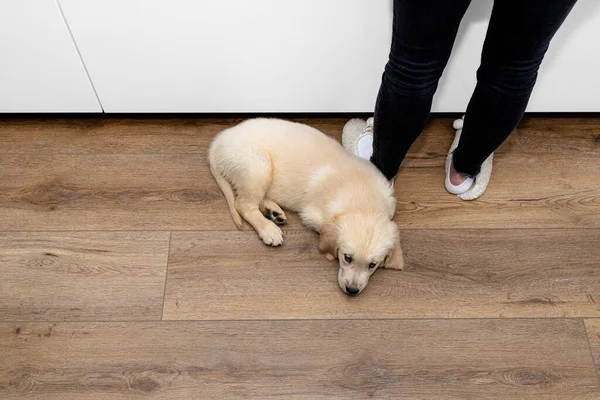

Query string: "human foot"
[[449, 161, 470, 186], [445, 158, 474, 194]]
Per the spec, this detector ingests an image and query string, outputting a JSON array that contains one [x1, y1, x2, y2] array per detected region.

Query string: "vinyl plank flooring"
[[1, 319, 598, 399], [1, 117, 599, 231], [0, 117, 598, 157], [1, 116, 600, 399], [0, 232, 170, 321], [0, 117, 352, 155], [0, 154, 250, 231], [0, 117, 231, 155], [163, 229, 600, 320], [394, 150, 600, 229], [495, 117, 600, 157], [394, 121, 600, 229], [1, 149, 599, 231]]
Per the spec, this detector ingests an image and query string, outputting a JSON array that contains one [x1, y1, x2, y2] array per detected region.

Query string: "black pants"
[[372, 0, 577, 180]]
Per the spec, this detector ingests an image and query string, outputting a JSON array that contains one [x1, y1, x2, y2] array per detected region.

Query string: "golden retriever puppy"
[[209, 118, 403, 295]]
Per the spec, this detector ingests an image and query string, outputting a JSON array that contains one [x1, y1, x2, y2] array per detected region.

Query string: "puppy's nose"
[[345, 286, 360, 296]]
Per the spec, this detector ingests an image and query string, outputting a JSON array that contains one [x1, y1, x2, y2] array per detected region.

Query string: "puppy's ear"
[[319, 218, 339, 261], [383, 237, 404, 270]]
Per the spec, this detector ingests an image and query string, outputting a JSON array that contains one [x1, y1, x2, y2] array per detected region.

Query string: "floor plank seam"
[[160, 231, 173, 321], [583, 319, 600, 388], [0, 317, 592, 324]]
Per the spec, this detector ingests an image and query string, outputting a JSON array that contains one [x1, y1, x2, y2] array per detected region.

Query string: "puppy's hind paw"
[[264, 210, 288, 226], [259, 223, 284, 247], [261, 200, 288, 226]]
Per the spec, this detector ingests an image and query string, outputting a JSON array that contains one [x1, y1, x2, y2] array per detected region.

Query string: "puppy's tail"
[[208, 149, 244, 230]]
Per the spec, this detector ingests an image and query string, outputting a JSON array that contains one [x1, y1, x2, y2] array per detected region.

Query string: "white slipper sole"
[[446, 116, 494, 200]]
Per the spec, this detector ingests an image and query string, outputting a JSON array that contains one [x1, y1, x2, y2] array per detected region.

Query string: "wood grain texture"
[[0, 117, 350, 155], [584, 319, 600, 385], [0, 117, 225, 155], [163, 229, 600, 320], [394, 151, 600, 228], [395, 119, 600, 228], [1, 319, 598, 399], [1, 116, 600, 398], [0, 117, 598, 156], [0, 154, 247, 231], [1, 117, 599, 230], [2, 150, 598, 231], [0, 232, 170, 321]]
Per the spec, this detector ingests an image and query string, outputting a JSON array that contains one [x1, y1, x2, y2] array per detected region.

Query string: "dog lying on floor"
[[208, 118, 403, 295]]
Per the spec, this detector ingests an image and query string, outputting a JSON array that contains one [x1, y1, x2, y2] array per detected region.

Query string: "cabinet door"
[[60, 0, 600, 113], [59, 0, 391, 113], [0, 0, 101, 112]]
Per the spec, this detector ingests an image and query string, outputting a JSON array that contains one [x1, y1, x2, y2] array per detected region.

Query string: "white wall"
[[0, 0, 101, 113]]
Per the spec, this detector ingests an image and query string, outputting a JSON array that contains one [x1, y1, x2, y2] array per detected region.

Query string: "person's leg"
[[452, 0, 578, 177], [371, 0, 472, 180]]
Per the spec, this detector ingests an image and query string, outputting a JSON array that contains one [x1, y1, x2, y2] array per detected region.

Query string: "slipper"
[[445, 116, 494, 201], [342, 117, 374, 160]]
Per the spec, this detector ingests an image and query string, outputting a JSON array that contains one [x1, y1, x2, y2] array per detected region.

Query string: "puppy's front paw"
[[259, 224, 283, 247], [384, 261, 404, 270]]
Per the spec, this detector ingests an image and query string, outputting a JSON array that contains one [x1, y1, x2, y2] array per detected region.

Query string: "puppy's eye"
[[344, 254, 353, 263], [369, 262, 377, 269]]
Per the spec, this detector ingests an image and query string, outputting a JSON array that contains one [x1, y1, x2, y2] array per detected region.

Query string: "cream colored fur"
[[208, 118, 404, 295]]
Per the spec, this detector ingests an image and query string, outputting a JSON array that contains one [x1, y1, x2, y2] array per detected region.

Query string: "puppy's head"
[[319, 214, 404, 296]]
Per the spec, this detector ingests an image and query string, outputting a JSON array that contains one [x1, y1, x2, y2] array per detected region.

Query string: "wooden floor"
[[1, 116, 600, 399]]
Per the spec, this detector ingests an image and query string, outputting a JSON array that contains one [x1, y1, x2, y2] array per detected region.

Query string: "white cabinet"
[[59, 0, 392, 113], [58, 0, 600, 113], [0, 0, 101, 113], [1, 1, 599, 113]]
